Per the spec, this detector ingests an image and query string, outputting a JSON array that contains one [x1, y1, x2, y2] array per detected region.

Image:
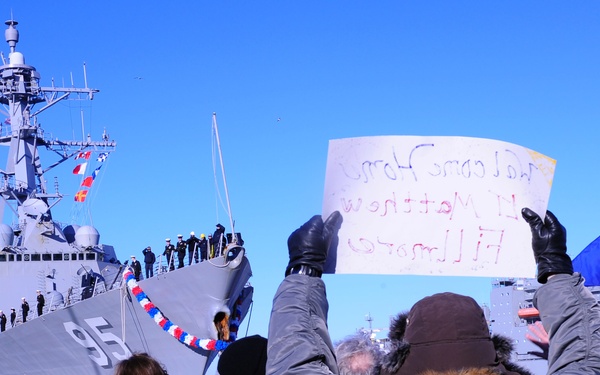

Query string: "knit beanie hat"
[[217, 335, 267, 375]]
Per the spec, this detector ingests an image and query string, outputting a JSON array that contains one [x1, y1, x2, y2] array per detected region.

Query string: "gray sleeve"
[[533, 273, 600, 374], [266, 274, 337, 375]]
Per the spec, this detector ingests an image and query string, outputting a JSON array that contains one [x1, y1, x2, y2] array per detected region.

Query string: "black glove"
[[285, 211, 343, 277], [521, 207, 573, 284]]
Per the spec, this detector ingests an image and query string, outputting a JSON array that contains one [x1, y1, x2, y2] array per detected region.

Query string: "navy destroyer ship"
[[0, 19, 253, 374]]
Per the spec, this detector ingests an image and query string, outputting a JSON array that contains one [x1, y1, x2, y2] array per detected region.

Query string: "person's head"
[[146, 246, 151, 251], [382, 292, 523, 375], [217, 335, 267, 375], [336, 333, 382, 375], [114, 352, 167, 375], [178, 235, 183, 240], [165, 238, 170, 243], [201, 233, 205, 239], [190, 231, 195, 236], [36, 290, 41, 294], [131, 256, 136, 261]]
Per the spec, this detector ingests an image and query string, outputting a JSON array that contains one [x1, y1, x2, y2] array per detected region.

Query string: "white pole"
[[212, 113, 237, 244]]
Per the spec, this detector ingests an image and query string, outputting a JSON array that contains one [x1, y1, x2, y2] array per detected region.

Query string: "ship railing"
[[192, 243, 199, 264], [155, 254, 174, 275], [0, 122, 45, 141], [65, 286, 74, 306], [150, 238, 238, 277]]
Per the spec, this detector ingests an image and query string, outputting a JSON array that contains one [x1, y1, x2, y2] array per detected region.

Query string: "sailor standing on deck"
[[10, 308, 15, 327], [131, 256, 142, 282], [186, 231, 200, 265], [199, 234, 208, 261], [36, 290, 45, 316], [0, 310, 6, 332], [163, 238, 175, 271], [143, 246, 156, 279], [176, 235, 186, 269], [212, 224, 226, 257], [21, 298, 29, 323]]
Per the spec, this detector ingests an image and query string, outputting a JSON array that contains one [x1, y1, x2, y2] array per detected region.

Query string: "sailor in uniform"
[[0, 310, 6, 331], [131, 256, 142, 281], [176, 235, 186, 269], [186, 231, 200, 265], [36, 290, 45, 316], [21, 298, 29, 323], [163, 238, 175, 271]]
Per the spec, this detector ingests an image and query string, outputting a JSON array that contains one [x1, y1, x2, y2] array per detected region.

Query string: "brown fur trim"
[[387, 311, 409, 341], [382, 333, 533, 375]]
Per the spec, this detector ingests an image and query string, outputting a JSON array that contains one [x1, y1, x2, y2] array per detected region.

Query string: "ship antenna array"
[[212, 113, 237, 243]]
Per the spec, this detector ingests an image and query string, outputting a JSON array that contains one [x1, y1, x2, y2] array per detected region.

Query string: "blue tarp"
[[573, 235, 600, 287]]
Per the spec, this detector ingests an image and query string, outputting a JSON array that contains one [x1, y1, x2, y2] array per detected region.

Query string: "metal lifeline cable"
[[211, 122, 228, 224], [243, 300, 254, 337], [120, 280, 127, 343], [211, 114, 236, 242]]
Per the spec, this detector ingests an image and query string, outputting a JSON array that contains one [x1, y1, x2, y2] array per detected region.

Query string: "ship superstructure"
[[0, 18, 118, 320]]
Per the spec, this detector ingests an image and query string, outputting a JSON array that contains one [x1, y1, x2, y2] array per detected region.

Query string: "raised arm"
[[266, 212, 342, 375]]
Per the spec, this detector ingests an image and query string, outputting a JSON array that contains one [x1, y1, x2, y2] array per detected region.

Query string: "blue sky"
[[4, 0, 600, 358]]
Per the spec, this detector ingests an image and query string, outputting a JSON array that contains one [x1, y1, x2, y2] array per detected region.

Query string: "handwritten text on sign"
[[321, 136, 555, 278]]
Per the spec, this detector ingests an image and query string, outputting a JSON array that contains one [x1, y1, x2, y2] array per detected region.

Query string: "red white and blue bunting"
[[123, 269, 230, 351]]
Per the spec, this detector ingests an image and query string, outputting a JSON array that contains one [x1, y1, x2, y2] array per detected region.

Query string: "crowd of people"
[[115, 208, 600, 374], [221, 208, 597, 375], [130, 223, 236, 282]]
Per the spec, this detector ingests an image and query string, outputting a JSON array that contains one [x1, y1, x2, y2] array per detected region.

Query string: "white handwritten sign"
[[322, 136, 555, 278]]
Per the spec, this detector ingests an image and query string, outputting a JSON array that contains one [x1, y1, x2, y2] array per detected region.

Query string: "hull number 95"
[[64, 317, 132, 367]]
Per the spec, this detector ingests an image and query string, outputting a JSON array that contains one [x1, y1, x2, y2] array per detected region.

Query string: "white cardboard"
[[322, 136, 555, 278]]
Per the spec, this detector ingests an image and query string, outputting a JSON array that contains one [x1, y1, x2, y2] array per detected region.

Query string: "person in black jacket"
[[21, 298, 29, 323], [176, 235, 186, 268], [163, 238, 175, 271], [212, 224, 226, 257], [199, 234, 208, 261], [36, 290, 45, 316], [142, 246, 156, 279], [10, 308, 15, 327], [186, 232, 200, 265], [130, 256, 142, 281], [0, 310, 6, 332]]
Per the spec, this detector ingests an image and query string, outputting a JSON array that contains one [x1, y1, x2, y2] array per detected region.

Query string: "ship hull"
[[0, 256, 253, 375]]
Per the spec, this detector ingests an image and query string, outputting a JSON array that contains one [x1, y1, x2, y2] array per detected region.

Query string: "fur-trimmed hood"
[[381, 294, 533, 375]]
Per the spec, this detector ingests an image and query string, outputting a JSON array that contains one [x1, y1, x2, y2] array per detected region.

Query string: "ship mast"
[[212, 113, 237, 243], [0, 19, 115, 244]]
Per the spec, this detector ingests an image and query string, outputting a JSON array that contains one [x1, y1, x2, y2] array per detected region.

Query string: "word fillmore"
[[347, 226, 506, 265]]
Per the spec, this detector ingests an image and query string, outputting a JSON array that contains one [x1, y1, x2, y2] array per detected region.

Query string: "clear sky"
[[4, 0, 600, 369]]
